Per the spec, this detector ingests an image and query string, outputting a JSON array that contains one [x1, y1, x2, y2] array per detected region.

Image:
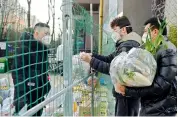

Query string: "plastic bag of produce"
[[0, 77, 10, 99], [72, 55, 90, 80], [110, 48, 157, 87], [0, 87, 15, 116]]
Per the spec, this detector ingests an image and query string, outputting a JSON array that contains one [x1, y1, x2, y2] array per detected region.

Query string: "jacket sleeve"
[[92, 53, 114, 63], [90, 57, 110, 75], [125, 49, 177, 98]]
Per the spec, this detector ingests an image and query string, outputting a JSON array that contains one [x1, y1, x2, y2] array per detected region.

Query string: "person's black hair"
[[110, 16, 132, 33], [144, 17, 167, 35], [34, 22, 50, 30]]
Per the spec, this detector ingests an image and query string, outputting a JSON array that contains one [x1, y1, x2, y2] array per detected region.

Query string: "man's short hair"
[[144, 17, 167, 35], [110, 16, 132, 33], [34, 23, 50, 33], [34, 23, 50, 29]]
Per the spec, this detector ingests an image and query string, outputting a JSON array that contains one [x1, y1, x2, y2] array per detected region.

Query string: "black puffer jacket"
[[90, 32, 142, 97], [125, 37, 177, 116], [12, 32, 51, 101]]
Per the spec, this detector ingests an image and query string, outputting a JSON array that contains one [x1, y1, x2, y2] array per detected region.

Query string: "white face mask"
[[112, 28, 122, 43], [142, 33, 150, 43], [112, 32, 121, 43], [116, 33, 121, 40], [41, 35, 51, 45]]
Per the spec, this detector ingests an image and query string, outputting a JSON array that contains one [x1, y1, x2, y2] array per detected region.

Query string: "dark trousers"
[[115, 96, 140, 116]]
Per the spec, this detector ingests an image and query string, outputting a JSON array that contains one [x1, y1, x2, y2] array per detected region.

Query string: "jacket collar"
[[115, 32, 142, 47], [20, 32, 48, 52]]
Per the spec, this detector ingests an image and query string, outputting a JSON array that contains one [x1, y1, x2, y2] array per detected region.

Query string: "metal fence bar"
[[62, 0, 73, 116], [91, 72, 94, 116], [90, 3, 93, 53], [21, 74, 92, 116]]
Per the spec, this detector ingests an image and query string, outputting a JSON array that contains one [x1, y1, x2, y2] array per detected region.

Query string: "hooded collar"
[[115, 32, 142, 47]]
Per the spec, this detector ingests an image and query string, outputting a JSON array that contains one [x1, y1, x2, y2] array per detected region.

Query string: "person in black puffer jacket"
[[116, 17, 177, 116], [80, 16, 142, 116], [12, 23, 51, 116]]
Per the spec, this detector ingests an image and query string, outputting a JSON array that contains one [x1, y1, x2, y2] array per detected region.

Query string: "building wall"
[[117, 0, 123, 16], [85, 11, 99, 51], [123, 0, 152, 35], [73, 1, 100, 52], [103, 0, 152, 35], [91, 12, 99, 52], [103, 0, 109, 23]]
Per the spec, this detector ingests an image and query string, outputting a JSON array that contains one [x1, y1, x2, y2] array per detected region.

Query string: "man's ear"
[[33, 31, 38, 39], [151, 29, 159, 42], [122, 27, 127, 34], [152, 29, 159, 36], [35, 31, 38, 35], [34, 31, 38, 36]]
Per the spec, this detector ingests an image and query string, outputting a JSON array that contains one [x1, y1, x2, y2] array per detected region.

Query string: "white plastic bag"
[[0, 77, 14, 115], [0, 78, 10, 100], [0, 87, 15, 116], [72, 55, 90, 80], [110, 48, 157, 87], [18, 104, 27, 116]]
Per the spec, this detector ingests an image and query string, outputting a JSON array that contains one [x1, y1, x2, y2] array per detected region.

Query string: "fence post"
[[62, 0, 73, 116], [90, 3, 93, 53], [91, 72, 94, 116]]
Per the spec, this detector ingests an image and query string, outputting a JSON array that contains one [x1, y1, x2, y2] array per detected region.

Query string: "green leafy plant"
[[125, 69, 135, 80], [168, 25, 177, 47], [144, 18, 168, 55]]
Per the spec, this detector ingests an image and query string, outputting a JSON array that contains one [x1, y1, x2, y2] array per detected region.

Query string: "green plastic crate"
[[0, 58, 7, 73]]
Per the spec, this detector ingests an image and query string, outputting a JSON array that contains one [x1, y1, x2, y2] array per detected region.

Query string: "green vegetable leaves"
[[144, 18, 168, 55]]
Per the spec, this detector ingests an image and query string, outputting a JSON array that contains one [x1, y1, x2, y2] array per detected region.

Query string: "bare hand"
[[80, 52, 92, 63], [114, 82, 126, 96], [87, 77, 97, 87]]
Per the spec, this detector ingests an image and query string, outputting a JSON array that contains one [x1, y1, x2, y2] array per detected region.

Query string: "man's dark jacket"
[[12, 32, 51, 111], [90, 32, 142, 98], [125, 37, 177, 116]]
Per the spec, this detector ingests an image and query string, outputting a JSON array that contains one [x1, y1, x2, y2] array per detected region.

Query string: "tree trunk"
[[27, 0, 31, 28], [0, 1, 5, 40]]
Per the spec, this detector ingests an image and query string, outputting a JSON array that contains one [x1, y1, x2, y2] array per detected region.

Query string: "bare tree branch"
[[0, 0, 26, 39]]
